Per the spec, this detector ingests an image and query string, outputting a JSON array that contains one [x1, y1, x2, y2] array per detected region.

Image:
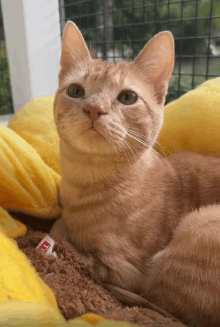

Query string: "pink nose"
[[83, 105, 106, 122]]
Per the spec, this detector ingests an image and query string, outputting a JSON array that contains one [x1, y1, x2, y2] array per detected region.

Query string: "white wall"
[[1, 0, 62, 113]]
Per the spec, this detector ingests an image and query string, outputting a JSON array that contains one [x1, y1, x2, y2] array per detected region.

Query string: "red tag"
[[35, 235, 55, 255], [39, 240, 51, 252]]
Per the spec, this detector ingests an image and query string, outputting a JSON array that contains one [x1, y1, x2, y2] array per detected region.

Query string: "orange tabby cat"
[[51, 21, 220, 326]]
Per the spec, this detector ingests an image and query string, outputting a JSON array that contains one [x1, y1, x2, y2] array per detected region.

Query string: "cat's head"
[[54, 21, 174, 158]]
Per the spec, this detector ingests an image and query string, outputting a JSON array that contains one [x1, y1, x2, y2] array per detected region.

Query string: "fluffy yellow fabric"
[[0, 126, 61, 219], [0, 96, 61, 241], [9, 96, 61, 175], [0, 206, 26, 238], [0, 302, 92, 326], [0, 302, 132, 326], [0, 230, 57, 306], [1, 77, 220, 326], [81, 313, 105, 325], [157, 77, 220, 156]]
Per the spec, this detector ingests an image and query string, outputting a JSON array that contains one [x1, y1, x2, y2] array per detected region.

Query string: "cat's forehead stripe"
[[82, 61, 130, 88], [62, 60, 134, 91]]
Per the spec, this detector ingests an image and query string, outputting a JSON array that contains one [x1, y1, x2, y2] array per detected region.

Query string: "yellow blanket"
[[1, 77, 220, 326]]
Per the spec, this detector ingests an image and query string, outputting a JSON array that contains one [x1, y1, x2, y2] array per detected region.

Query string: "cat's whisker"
[[123, 124, 172, 157], [120, 142, 133, 167], [127, 132, 151, 149], [122, 126, 151, 144], [125, 128, 153, 144], [127, 130, 158, 153], [111, 141, 121, 169], [115, 140, 132, 167], [121, 139, 138, 162], [125, 140, 142, 158], [127, 133, 181, 190], [126, 128, 174, 170], [129, 129, 168, 155]]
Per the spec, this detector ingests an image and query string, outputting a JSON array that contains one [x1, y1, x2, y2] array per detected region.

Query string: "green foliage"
[[166, 74, 189, 104], [0, 43, 13, 114], [0, 2, 13, 114], [64, 0, 220, 60], [63, 0, 96, 43], [113, 0, 220, 57], [0, 2, 3, 29]]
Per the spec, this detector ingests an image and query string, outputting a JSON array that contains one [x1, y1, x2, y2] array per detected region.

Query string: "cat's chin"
[[69, 130, 116, 156], [82, 127, 107, 143], [84, 128, 103, 135]]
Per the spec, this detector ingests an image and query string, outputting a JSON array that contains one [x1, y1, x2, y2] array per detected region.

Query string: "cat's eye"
[[117, 91, 138, 105], [67, 84, 85, 98]]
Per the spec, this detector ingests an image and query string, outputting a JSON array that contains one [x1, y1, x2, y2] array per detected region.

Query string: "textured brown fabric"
[[14, 214, 185, 327]]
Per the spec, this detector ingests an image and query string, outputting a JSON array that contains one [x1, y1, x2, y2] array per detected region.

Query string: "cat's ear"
[[60, 21, 91, 71], [133, 31, 174, 106]]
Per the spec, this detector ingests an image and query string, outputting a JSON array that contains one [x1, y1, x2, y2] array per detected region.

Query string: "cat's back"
[[145, 203, 220, 327], [167, 151, 220, 210]]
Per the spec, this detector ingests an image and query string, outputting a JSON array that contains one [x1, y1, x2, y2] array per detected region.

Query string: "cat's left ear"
[[133, 31, 174, 106], [60, 21, 91, 72]]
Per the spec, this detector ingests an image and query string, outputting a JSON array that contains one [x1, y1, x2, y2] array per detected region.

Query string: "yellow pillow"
[[0, 230, 57, 306], [9, 96, 61, 175], [158, 77, 220, 156], [0, 96, 61, 220]]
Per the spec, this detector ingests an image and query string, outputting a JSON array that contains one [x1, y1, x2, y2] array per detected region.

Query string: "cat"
[[51, 21, 220, 326]]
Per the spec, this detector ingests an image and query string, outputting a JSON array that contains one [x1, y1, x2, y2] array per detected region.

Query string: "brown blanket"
[[14, 213, 185, 327]]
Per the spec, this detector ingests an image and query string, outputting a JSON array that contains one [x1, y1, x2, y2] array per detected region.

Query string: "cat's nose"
[[83, 105, 106, 122]]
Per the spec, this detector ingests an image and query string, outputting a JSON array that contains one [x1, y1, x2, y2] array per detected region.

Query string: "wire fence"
[[59, 0, 220, 104], [0, 0, 220, 115]]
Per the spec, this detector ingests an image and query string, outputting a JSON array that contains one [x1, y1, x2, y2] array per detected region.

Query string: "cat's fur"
[[51, 21, 220, 326]]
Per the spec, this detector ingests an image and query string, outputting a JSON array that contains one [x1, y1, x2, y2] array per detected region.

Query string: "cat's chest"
[[60, 170, 181, 291], [65, 217, 147, 291], [61, 174, 174, 254], [63, 194, 168, 281]]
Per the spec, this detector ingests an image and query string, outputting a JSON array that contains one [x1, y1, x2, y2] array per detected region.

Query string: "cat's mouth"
[[89, 127, 97, 131], [84, 126, 98, 133], [84, 121, 106, 136], [82, 125, 106, 140]]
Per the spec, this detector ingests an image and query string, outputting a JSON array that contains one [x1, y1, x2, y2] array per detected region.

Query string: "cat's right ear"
[[60, 21, 91, 71], [133, 31, 174, 106]]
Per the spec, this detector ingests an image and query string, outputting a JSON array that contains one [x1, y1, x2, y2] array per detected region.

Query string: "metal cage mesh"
[[0, 1, 219, 114], [59, 0, 220, 104]]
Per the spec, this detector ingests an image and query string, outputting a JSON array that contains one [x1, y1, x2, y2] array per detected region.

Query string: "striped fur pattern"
[[52, 22, 220, 326]]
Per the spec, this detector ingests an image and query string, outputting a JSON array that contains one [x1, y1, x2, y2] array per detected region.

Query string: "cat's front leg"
[[143, 205, 220, 327], [50, 217, 67, 241], [50, 218, 95, 269]]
